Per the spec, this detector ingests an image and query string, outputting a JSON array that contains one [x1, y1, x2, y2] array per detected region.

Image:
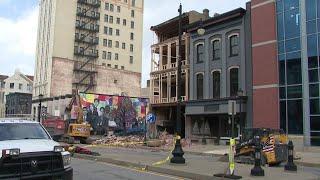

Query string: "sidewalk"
[[74, 145, 320, 180]]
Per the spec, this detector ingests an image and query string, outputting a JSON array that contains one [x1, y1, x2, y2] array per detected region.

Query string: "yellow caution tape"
[[151, 135, 179, 166]]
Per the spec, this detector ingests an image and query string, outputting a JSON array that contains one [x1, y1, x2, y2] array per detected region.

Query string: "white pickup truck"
[[0, 119, 73, 180]]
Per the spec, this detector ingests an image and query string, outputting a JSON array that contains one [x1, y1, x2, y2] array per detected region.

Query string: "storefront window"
[[310, 83, 319, 97], [287, 85, 302, 98], [310, 98, 320, 114], [280, 101, 287, 132], [286, 58, 302, 85], [287, 99, 303, 134]]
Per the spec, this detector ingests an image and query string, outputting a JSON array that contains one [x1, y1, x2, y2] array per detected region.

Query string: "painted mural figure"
[[78, 93, 149, 135]]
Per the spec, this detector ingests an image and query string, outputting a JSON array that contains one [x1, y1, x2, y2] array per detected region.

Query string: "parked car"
[[0, 119, 73, 179]]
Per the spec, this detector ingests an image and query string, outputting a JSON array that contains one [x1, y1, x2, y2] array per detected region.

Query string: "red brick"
[[252, 43, 278, 86], [253, 87, 279, 129]]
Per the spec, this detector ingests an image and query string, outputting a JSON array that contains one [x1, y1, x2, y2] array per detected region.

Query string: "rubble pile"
[[92, 135, 144, 147], [158, 131, 192, 148]]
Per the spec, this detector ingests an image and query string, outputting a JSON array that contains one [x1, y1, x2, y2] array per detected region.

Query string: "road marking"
[[80, 158, 185, 180]]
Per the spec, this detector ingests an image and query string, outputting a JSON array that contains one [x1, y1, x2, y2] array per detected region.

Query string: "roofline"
[[187, 8, 246, 33], [150, 12, 188, 31]]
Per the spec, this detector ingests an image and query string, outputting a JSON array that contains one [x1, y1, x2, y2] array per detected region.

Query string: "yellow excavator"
[[235, 128, 288, 166], [64, 89, 91, 144]]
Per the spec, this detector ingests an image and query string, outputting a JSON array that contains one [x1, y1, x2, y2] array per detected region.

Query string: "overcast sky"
[[0, 0, 248, 86]]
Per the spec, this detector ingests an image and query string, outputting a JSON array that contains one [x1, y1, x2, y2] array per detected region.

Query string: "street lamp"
[[197, 19, 206, 36], [170, 3, 185, 164], [38, 94, 43, 123]]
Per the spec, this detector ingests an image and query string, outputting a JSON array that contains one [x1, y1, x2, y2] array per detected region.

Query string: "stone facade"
[[185, 5, 252, 140]]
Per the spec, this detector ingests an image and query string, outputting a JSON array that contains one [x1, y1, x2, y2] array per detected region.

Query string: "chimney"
[[203, 9, 209, 20]]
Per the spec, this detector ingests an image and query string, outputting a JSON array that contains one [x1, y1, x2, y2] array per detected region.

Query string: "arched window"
[[212, 71, 221, 98], [229, 68, 239, 96], [212, 40, 221, 60], [196, 73, 204, 99], [229, 35, 239, 56], [196, 44, 204, 63]]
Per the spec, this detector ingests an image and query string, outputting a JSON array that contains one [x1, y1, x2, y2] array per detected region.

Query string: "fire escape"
[[73, 0, 101, 93]]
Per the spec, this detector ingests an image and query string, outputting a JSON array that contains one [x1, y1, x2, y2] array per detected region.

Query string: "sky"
[[0, 0, 248, 86]]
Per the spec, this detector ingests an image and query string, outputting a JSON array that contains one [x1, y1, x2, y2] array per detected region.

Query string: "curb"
[[73, 153, 219, 180], [84, 146, 320, 168], [296, 161, 320, 168]]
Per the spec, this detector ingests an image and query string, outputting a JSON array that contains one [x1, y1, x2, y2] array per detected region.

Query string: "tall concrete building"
[[33, 0, 144, 118]]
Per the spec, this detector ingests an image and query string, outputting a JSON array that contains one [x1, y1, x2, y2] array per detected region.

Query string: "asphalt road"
[[72, 158, 184, 180]]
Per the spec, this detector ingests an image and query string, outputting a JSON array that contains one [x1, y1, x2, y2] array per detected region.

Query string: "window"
[[109, 27, 113, 35], [110, 4, 114, 12], [104, 26, 108, 34], [107, 52, 112, 60], [230, 35, 239, 56], [196, 73, 204, 100], [130, 44, 134, 52], [117, 6, 121, 13], [132, 0, 135, 6], [212, 71, 220, 98], [131, 10, 135, 17], [124, 0, 127, 3], [229, 68, 239, 96], [123, 19, 127, 26], [122, 43, 126, 49], [116, 29, 120, 36], [286, 57, 302, 85], [115, 65, 118, 69], [102, 51, 106, 59], [130, 33, 134, 40], [121, 66, 125, 70], [116, 41, 119, 48], [104, 14, 108, 22], [107, 64, 111, 67], [287, 99, 303, 134], [131, 21, 135, 29], [19, 83, 22, 90], [115, 53, 119, 60], [10, 83, 14, 89], [117, 17, 120, 24], [108, 40, 112, 47], [1, 82, 5, 88], [105, 3, 109, 10], [130, 56, 133, 64], [212, 40, 221, 60], [103, 39, 107, 46], [196, 44, 204, 63], [284, 8, 300, 39], [109, 16, 113, 23]]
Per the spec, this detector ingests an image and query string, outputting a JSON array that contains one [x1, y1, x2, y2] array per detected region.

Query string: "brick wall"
[[251, 0, 279, 129], [50, 57, 141, 97]]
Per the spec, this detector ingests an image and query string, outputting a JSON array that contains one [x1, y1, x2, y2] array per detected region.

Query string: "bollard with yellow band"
[[170, 135, 185, 164], [229, 138, 236, 175]]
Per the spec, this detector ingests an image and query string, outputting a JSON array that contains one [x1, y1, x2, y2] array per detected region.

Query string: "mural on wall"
[[77, 93, 149, 135]]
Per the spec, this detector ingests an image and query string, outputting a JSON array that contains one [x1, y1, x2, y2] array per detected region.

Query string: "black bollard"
[[250, 138, 264, 176], [170, 137, 185, 164], [285, 140, 297, 171]]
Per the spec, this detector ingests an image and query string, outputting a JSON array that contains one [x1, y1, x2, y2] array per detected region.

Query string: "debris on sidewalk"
[[64, 144, 100, 156], [87, 131, 192, 149], [92, 135, 145, 148]]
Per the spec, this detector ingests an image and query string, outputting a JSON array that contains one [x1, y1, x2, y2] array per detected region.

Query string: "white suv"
[[0, 119, 73, 180]]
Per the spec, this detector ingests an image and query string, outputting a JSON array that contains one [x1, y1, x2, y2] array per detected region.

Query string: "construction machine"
[[235, 128, 288, 166], [63, 89, 91, 144]]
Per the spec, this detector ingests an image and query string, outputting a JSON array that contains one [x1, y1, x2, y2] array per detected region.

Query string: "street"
[[72, 158, 184, 180]]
